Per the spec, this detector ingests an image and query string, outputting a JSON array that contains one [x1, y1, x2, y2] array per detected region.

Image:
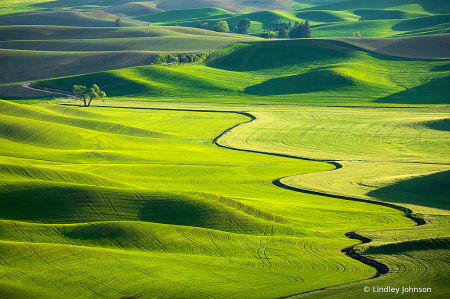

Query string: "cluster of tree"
[[115, 18, 122, 27], [153, 53, 208, 65], [260, 20, 311, 39], [353, 31, 362, 37], [271, 19, 289, 31], [260, 30, 276, 38], [196, 20, 229, 33], [73, 84, 106, 107], [196, 18, 252, 34], [288, 20, 311, 38], [153, 53, 178, 64], [178, 53, 208, 63]]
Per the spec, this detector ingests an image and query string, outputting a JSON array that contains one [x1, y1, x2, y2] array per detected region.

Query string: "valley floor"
[[1, 99, 448, 298]]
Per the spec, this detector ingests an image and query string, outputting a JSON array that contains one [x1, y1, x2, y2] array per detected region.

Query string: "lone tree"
[[115, 18, 122, 27], [237, 18, 252, 34], [73, 84, 106, 107]]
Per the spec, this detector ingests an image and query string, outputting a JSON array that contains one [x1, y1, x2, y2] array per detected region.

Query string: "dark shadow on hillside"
[[65, 223, 128, 240], [363, 237, 450, 255], [303, 0, 450, 14], [206, 40, 353, 72], [432, 64, 450, 72], [0, 185, 84, 223], [392, 15, 450, 32], [367, 170, 450, 211], [296, 11, 345, 22], [354, 9, 405, 20], [245, 70, 355, 95], [375, 76, 450, 105], [139, 198, 222, 227], [424, 118, 450, 132]]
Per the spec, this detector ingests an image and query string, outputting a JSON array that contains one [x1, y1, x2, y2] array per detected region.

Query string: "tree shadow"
[[367, 170, 450, 211]]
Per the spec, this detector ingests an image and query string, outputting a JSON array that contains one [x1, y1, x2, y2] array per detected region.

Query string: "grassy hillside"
[[0, 100, 417, 298], [37, 38, 450, 105], [0, 26, 258, 85], [135, 0, 450, 38], [1, 0, 449, 297]]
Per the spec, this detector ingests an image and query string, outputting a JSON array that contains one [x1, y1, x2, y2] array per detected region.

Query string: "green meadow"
[[0, 0, 449, 298], [38, 39, 450, 105], [136, 0, 450, 38]]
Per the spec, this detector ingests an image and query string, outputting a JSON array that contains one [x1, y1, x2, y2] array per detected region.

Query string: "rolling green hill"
[[37, 38, 450, 105], [1, 0, 450, 298], [0, 100, 417, 298], [134, 0, 450, 38]]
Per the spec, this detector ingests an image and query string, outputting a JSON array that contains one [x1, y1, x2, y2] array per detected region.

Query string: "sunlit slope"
[[140, 9, 305, 32], [0, 0, 55, 16], [38, 39, 450, 105], [218, 106, 450, 210], [297, 223, 450, 298], [212, 104, 450, 298], [153, 0, 299, 13], [300, 0, 450, 38], [0, 100, 414, 298], [133, 0, 450, 37]]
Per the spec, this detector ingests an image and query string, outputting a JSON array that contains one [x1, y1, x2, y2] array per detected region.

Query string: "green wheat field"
[[0, 0, 449, 298]]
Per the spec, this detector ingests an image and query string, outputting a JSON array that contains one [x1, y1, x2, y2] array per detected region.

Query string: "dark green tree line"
[[288, 20, 311, 38]]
